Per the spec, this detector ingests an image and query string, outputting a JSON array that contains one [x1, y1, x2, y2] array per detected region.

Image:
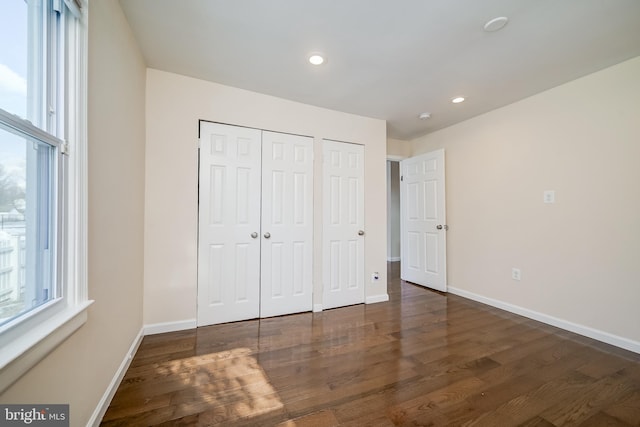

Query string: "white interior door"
[[198, 122, 262, 325], [400, 149, 447, 292], [322, 140, 365, 309], [260, 131, 314, 317]]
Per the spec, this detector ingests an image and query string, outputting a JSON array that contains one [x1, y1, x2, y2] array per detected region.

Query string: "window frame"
[[0, 0, 90, 393]]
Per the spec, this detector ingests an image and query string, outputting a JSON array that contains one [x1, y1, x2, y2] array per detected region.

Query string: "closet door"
[[197, 122, 262, 326], [322, 140, 365, 309], [260, 131, 314, 317]]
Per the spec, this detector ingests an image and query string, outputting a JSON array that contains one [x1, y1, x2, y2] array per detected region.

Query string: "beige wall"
[[0, 1, 147, 425], [411, 56, 640, 345], [387, 138, 411, 158], [144, 69, 387, 325]]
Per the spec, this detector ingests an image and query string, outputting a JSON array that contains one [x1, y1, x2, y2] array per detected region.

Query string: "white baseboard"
[[87, 326, 144, 427], [366, 294, 389, 304], [143, 319, 197, 335], [448, 286, 640, 354], [313, 304, 323, 313], [387, 257, 401, 262]]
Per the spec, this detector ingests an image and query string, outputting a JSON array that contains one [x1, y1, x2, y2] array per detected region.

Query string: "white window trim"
[[0, 1, 91, 394]]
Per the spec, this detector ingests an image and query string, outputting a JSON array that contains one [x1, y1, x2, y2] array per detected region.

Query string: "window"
[[0, 0, 89, 392], [0, 126, 57, 329]]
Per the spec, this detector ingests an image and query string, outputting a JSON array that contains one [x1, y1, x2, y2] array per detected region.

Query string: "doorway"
[[387, 160, 401, 263], [387, 150, 448, 293]]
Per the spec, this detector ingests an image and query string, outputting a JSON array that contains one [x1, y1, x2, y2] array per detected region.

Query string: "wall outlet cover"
[[544, 190, 555, 204], [512, 268, 522, 281]]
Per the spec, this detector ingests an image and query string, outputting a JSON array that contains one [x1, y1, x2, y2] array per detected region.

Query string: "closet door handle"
[[264, 232, 271, 239], [251, 232, 258, 239], [358, 230, 365, 236]]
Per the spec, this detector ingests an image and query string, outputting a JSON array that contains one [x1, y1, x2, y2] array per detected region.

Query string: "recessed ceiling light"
[[419, 112, 431, 120], [452, 97, 465, 104], [308, 53, 325, 65], [484, 16, 509, 32]]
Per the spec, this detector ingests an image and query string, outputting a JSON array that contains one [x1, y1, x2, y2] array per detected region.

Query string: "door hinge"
[[52, 0, 63, 13], [401, 175, 403, 181]]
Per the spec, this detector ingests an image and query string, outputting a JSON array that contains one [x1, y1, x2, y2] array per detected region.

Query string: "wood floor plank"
[[331, 370, 475, 424], [517, 416, 557, 427], [386, 375, 486, 425], [602, 390, 640, 426], [577, 349, 636, 380], [577, 411, 633, 427], [275, 409, 339, 427], [463, 371, 597, 426], [283, 364, 420, 416], [539, 369, 639, 426], [101, 262, 640, 426]]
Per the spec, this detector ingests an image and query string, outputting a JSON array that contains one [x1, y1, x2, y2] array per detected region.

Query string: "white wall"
[[411, 56, 640, 349], [144, 69, 388, 326], [0, 1, 147, 425]]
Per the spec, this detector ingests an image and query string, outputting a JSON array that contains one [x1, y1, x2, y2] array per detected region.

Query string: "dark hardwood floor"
[[102, 262, 640, 426]]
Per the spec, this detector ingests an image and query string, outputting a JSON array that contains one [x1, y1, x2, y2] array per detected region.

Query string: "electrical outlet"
[[371, 272, 380, 282], [544, 190, 555, 204], [512, 268, 521, 281]]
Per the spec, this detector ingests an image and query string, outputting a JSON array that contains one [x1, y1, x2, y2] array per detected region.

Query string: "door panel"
[[323, 140, 365, 309], [400, 149, 447, 291], [260, 131, 314, 318], [198, 122, 262, 325]]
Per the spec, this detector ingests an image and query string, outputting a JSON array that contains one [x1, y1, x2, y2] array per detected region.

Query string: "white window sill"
[[0, 300, 94, 393]]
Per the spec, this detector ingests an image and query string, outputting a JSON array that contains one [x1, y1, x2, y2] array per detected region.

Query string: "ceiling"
[[119, 0, 640, 140]]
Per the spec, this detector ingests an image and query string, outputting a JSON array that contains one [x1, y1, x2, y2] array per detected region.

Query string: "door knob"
[[264, 232, 271, 239], [251, 232, 258, 239], [436, 225, 443, 230], [358, 230, 365, 236]]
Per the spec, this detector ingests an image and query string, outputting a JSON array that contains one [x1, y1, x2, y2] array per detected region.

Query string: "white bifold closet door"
[[197, 122, 313, 326]]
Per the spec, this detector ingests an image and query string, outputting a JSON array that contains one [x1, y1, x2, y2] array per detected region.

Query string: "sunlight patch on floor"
[[153, 347, 284, 421]]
